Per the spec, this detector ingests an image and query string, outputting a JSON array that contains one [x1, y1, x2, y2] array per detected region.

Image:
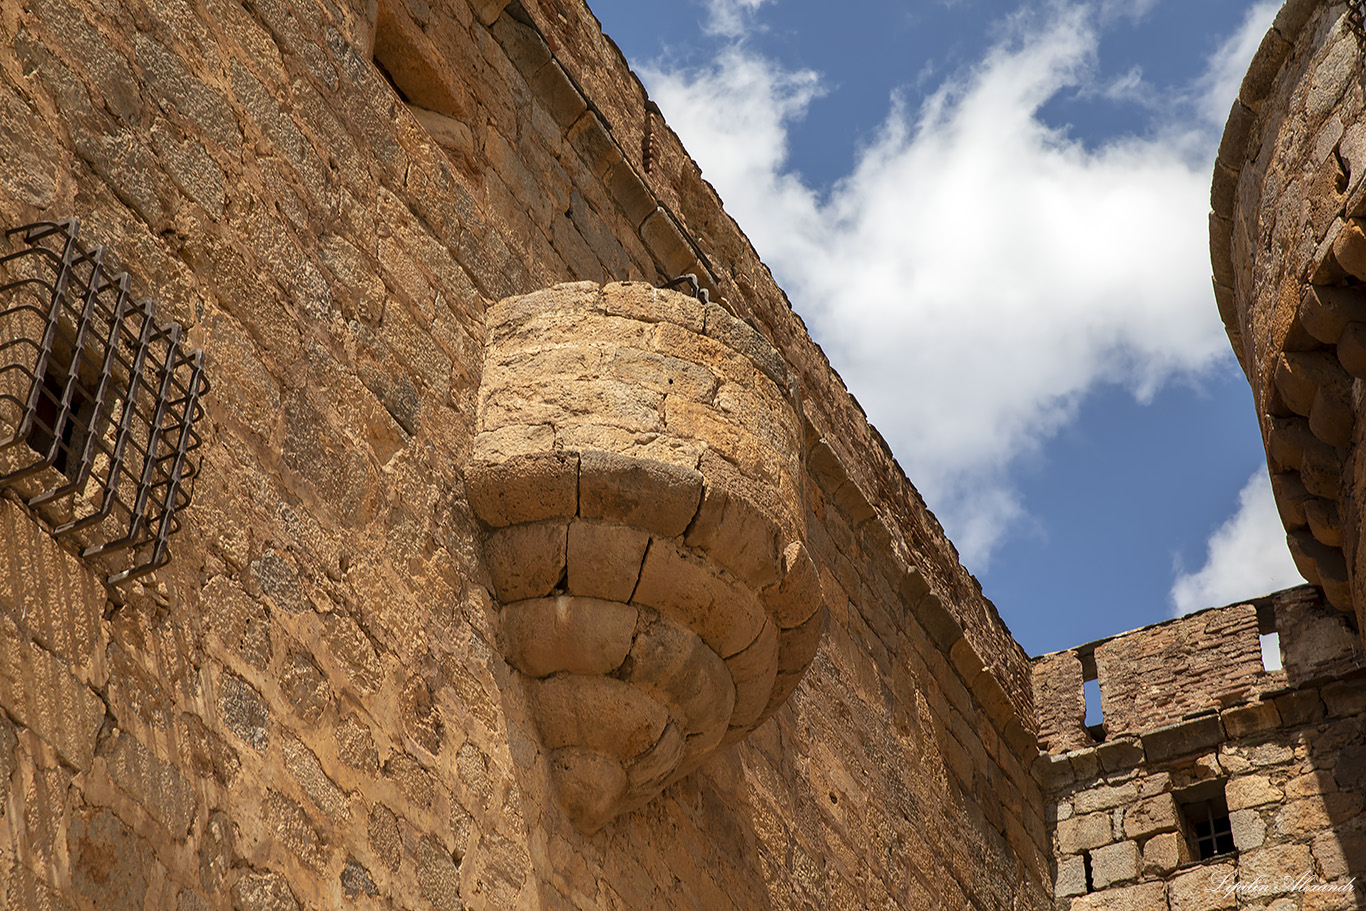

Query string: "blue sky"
[[585, 0, 1303, 655]]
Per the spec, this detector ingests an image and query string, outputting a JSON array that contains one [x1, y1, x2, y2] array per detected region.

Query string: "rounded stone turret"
[[464, 281, 825, 831]]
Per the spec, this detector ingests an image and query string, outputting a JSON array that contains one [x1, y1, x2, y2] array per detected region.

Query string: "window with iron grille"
[[0, 219, 207, 583], [1178, 782, 1236, 861]]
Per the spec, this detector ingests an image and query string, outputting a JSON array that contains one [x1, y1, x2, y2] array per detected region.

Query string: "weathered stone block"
[[1142, 830, 1188, 876], [1220, 701, 1281, 738], [1226, 774, 1282, 810], [501, 596, 636, 677], [1141, 716, 1223, 763], [1055, 853, 1087, 897], [1069, 880, 1166, 911], [465, 451, 579, 527], [684, 482, 782, 591], [723, 618, 778, 729], [632, 539, 765, 659], [1057, 811, 1112, 854], [484, 521, 568, 602], [1169, 862, 1237, 911], [1122, 793, 1179, 840], [0, 619, 104, 770], [1090, 839, 1139, 889], [566, 519, 649, 601], [578, 449, 703, 536]]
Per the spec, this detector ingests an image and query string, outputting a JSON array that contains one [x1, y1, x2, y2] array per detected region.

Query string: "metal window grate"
[[1349, 0, 1366, 42], [0, 219, 208, 584], [1186, 798, 1236, 860]]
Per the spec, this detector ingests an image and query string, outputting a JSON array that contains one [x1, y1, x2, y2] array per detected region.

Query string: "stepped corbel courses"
[[1212, 0, 1366, 642]]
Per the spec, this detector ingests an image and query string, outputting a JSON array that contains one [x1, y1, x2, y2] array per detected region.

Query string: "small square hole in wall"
[[1177, 781, 1236, 861]]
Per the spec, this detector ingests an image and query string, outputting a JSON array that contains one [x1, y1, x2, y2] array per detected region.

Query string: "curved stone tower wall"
[[1213, 0, 1366, 639]]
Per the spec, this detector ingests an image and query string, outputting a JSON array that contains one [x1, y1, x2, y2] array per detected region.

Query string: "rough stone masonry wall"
[[1212, 0, 1366, 638], [1034, 590, 1366, 909], [0, 0, 1048, 909]]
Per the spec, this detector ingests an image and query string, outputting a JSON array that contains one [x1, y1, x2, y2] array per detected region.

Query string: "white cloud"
[[1170, 471, 1304, 616], [642, 2, 1278, 567], [702, 0, 771, 38]]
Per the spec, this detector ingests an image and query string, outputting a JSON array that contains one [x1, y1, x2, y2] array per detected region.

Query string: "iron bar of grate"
[[0, 218, 208, 584], [1348, 0, 1366, 42]]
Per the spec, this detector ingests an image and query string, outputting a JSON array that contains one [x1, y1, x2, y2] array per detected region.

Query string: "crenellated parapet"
[[464, 281, 824, 831]]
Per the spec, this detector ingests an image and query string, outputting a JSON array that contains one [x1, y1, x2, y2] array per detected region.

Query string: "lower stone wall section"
[[1035, 596, 1366, 909]]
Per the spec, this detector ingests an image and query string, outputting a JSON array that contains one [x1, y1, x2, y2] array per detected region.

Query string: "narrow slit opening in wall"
[[1255, 600, 1282, 672], [1082, 851, 1094, 894], [1079, 648, 1104, 742]]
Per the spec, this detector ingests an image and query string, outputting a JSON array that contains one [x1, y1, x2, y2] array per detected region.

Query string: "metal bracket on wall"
[[0, 219, 208, 584], [662, 272, 710, 305]]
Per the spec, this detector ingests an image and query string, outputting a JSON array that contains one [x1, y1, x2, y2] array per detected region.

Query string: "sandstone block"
[[1273, 793, 1365, 836], [1229, 775, 1278, 808], [1055, 853, 1087, 897], [1141, 716, 1222, 763], [609, 346, 717, 402], [1142, 830, 1188, 876], [723, 618, 778, 729], [100, 732, 198, 839], [501, 596, 637, 677], [220, 673, 270, 752], [1275, 350, 1348, 417], [639, 208, 696, 278], [631, 538, 765, 658], [1298, 440, 1343, 500], [1057, 811, 1112, 854], [1239, 842, 1313, 884], [531, 674, 668, 760], [0, 499, 103, 667], [1091, 839, 1139, 889], [761, 540, 823, 629], [683, 482, 781, 591], [1309, 380, 1354, 448], [1097, 738, 1145, 772], [578, 449, 703, 536], [566, 520, 649, 601], [1075, 782, 1141, 814], [465, 451, 579, 527], [1169, 863, 1237, 911], [1336, 319, 1366, 377], [625, 721, 684, 796], [1300, 284, 1362, 344], [0, 618, 104, 769], [484, 521, 567, 602], [1228, 808, 1265, 850], [1332, 217, 1366, 280], [549, 747, 628, 833], [776, 604, 826, 676], [1220, 701, 1281, 738], [232, 870, 300, 911], [620, 610, 735, 739], [1312, 831, 1366, 880], [602, 281, 706, 333], [1069, 880, 1166, 911], [1305, 497, 1343, 547], [1123, 793, 1179, 840], [485, 281, 603, 336]]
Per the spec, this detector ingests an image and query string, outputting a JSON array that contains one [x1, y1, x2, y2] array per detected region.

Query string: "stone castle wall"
[[1034, 589, 1366, 909], [0, 0, 1049, 909]]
